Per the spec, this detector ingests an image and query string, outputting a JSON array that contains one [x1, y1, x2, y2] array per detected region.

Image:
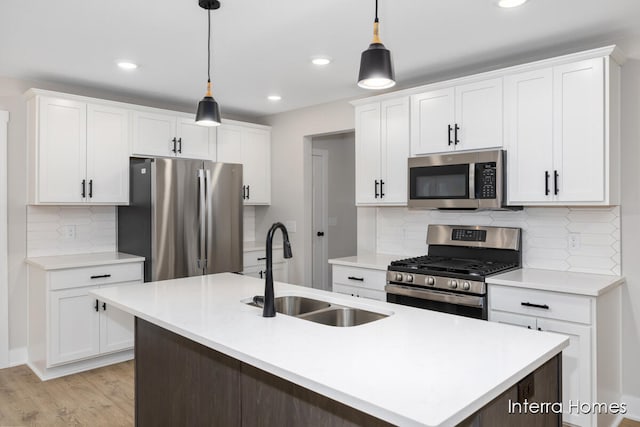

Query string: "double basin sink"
[[247, 295, 389, 327]]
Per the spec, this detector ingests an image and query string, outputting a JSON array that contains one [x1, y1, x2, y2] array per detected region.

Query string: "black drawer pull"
[[90, 274, 112, 279], [102, 302, 107, 311], [94, 299, 99, 312], [257, 257, 267, 261], [521, 302, 549, 310], [348, 276, 364, 282]]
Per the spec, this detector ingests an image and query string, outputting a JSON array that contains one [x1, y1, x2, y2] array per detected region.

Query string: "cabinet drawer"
[[332, 265, 386, 292], [243, 249, 283, 269], [489, 285, 591, 324], [50, 263, 143, 291]]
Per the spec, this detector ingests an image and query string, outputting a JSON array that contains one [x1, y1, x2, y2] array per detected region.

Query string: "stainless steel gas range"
[[385, 224, 522, 320]]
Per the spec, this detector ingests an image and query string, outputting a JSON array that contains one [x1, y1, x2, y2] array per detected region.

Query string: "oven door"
[[385, 283, 487, 320]]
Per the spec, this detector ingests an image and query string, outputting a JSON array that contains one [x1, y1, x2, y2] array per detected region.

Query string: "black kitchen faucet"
[[263, 222, 293, 317]]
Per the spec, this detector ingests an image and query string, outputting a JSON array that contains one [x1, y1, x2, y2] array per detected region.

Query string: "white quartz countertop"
[[243, 241, 282, 252], [328, 253, 406, 271], [92, 273, 568, 427], [26, 252, 145, 270], [487, 268, 625, 296]]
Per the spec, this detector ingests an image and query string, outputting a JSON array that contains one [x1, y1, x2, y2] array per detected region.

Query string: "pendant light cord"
[[205, 8, 212, 96], [375, 0, 378, 23], [372, 0, 381, 43]]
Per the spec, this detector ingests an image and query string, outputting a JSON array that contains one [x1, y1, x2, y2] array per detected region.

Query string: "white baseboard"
[[9, 346, 27, 367], [27, 350, 133, 381]]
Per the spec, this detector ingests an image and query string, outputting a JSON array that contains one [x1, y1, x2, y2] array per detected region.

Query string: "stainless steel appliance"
[[385, 224, 521, 319], [408, 149, 509, 210], [118, 158, 243, 282]]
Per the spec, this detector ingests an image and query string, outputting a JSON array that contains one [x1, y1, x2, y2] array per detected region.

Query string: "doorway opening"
[[310, 132, 357, 291]]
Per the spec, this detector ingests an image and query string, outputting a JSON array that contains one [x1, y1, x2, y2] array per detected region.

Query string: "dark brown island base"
[[135, 318, 562, 427]]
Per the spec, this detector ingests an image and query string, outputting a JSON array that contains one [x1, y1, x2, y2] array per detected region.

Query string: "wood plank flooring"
[[0, 361, 134, 426]]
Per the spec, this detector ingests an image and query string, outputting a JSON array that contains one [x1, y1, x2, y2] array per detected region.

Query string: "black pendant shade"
[[358, 42, 395, 90], [195, 0, 222, 126], [196, 94, 221, 127]]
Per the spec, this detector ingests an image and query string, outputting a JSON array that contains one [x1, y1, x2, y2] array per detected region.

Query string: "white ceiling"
[[1, 0, 639, 118]]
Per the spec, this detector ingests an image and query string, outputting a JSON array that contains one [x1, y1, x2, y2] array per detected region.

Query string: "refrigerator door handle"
[[198, 169, 207, 270]]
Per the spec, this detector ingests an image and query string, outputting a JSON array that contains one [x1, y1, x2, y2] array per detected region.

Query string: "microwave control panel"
[[475, 162, 497, 199]]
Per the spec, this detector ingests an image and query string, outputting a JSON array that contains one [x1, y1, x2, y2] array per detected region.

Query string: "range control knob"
[[449, 280, 458, 289], [425, 276, 435, 286], [405, 274, 414, 282], [394, 273, 403, 282], [462, 281, 471, 291]]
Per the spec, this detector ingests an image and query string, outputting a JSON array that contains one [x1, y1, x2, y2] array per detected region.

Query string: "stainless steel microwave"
[[408, 149, 508, 209]]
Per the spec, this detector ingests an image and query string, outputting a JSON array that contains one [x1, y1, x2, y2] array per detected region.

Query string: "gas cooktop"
[[389, 255, 518, 277]]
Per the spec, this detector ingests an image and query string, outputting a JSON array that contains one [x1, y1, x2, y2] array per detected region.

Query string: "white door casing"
[[312, 149, 329, 291], [0, 110, 9, 368]]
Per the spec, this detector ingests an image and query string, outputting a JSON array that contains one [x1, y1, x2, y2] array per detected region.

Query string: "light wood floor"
[[0, 361, 134, 426]]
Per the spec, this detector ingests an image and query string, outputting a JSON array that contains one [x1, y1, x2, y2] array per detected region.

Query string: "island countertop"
[[91, 273, 568, 427]]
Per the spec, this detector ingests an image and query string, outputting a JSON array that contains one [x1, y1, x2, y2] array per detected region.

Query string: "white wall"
[[257, 99, 355, 286], [620, 58, 640, 411], [311, 133, 357, 260]]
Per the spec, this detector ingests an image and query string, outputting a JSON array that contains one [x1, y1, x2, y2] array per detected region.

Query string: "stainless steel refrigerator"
[[118, 158, 243, 282]]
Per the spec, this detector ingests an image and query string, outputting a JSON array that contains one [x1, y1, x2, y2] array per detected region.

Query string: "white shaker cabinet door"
[[411, 88, 455, 155], [355, 103, 382, 204], [553, 58, 605, 203], [132, 111, 177, 157], [176, 117, 213, 160], [49, 286, 100, 366], [242, 127, 271, 205], [380, 97, 410, 204], [86, 104, 130, 204], [216, 124, 243, 163], [504, 68, 554, 204], [99, 281, 137, 354], [38, 97, 87, 203], [454, 78, 503, 151]]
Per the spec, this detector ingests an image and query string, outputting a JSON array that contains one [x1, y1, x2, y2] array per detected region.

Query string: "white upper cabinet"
[[132, 111, 215, 160], [506, 57, 618, 206], [411, 78, 502, 155], [355, 97, 410, 206], [217, 120, 271, 205], [28, 94, 129, 205]]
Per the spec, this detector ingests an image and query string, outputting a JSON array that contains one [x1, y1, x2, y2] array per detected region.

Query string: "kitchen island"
[[91, 273, 568, 426]]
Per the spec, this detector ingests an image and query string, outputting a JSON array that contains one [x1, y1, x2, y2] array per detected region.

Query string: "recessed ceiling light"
[[311, 57, 332, 66], [267, 95, 282, 101], [495, 0, 529, 8], [117, 61, 138, 70]]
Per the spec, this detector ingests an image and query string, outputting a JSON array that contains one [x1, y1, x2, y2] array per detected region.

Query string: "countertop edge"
[[487, 272, 625, 297], [26, 252, 145, 270], [327, 259, 389, 271]]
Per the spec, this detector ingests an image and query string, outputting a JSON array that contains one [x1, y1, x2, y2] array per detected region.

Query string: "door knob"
[[317, 232, 324, 237]]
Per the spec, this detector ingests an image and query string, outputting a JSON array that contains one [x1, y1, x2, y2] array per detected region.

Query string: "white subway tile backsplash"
[[376, 206, 620, 275]]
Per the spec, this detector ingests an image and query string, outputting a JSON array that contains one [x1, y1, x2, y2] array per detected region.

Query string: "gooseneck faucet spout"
[[263, 222, 293, 317]]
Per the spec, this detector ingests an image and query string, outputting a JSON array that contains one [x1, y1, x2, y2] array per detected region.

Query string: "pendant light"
[[357, 0, 395, 90], [195, 0, 222, 126]]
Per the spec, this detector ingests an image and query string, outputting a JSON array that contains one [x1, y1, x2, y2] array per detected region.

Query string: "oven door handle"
[[385, 284, 485, 309], [468, 163, 476, 200]]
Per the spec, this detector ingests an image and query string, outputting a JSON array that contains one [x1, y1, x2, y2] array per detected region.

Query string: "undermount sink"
[[298, 307, 388, 327], [245, 295, 390, 327]]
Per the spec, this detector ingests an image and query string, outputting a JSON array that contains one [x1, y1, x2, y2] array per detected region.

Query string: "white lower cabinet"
[[242, 248, 288, 283], [331, 265, 386, 301], [488, 284, 620, 427], [28, 260, 143, 380]]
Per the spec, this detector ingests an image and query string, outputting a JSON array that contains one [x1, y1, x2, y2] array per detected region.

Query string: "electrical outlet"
[[568, 233, 581, 250], [60, 225, 76, 240]]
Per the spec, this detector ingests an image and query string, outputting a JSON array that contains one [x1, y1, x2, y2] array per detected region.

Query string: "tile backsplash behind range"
[[27, 205, 258, 257], [376, 207, 620, 276]]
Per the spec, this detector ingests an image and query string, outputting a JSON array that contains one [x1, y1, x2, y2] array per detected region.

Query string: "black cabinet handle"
[[90, 274, 111, 279], [554, 170, 559, 195], [246, 185, 250, 200], [259, 270, 263, 279], [448, 124, 453, 145], [317, 231, 324, 237], [374, 180, 379, 198], [81, 179, 86, 198], [537, 327, 542, 331], [380, 180, 385, 198], [102, 302, 107, 311], [171, 137, 177, 153], [242, 185, 246, 199], [454, 124, 460, 145], [177, 137, 182, 154], [521, 302, 550, 310], [257, 257, 267, 261], [88, 179, 93, 198], [348, 276, 364, 282], [544, 171, 550, 196], [94, 299, 99, 312]]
